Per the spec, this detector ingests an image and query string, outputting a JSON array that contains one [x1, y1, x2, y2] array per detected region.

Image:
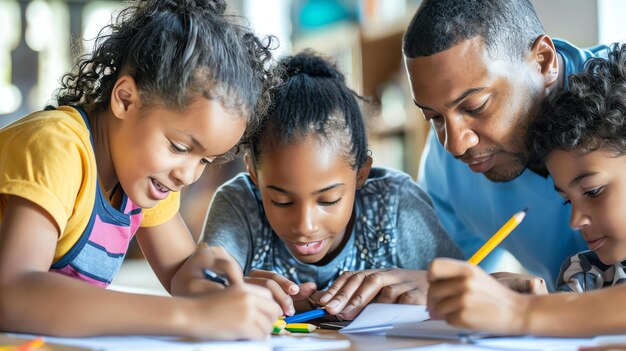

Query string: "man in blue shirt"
[[402, 0, 608, 288]]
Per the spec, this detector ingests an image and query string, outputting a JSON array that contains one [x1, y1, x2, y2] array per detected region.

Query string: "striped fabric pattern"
[[556, 250, 626, 292], [48, 108, 143, 288]]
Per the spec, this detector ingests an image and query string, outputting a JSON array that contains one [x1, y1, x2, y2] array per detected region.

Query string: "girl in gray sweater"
[[203, 50, 462, 320]]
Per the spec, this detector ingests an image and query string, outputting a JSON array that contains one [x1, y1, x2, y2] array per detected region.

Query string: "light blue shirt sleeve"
[[554, 39, 609, 88]]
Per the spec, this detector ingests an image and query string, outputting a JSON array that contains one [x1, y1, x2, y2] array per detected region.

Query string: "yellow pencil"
[[468, 208, 528, 265], [285, 323, 317, 333]]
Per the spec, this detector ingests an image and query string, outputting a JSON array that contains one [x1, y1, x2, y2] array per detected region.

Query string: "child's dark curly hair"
[[528, 43, 626, 169], [249, 50, 369, 170], [52, 0, 279, 136]]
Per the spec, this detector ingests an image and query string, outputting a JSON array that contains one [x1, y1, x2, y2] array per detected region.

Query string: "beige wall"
[[531, 0, 599, 47]]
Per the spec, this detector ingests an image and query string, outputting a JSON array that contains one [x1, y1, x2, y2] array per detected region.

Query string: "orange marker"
[[16, 337, 45, 351]]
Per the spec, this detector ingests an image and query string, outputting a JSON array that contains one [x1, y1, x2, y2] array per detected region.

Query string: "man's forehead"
[[404, 39, 516, 106], [406, 64, 490, 106], [405, 37, 487, 63]]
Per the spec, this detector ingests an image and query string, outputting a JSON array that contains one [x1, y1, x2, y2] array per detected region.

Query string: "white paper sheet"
[[595, 334, 626, 346], [272, 336, 350, 351], [475, 334, 626, 351], [474, 336, 595, 351], [8, 334, 269, 351], [387, 344, 498, 351], [386, 320, 501, 341], [339, 303, 430, 334], [6, 333, 350, 351]]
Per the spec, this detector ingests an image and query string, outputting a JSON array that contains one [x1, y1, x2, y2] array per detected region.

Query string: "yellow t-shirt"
[[0, 106, 179, 262]]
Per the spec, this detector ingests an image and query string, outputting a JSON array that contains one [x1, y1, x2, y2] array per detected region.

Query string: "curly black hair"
[[528, 43, 626, 171], [403, 0, 544, 61], [249, 49, 369, 170], [52, 0, 279, 136]]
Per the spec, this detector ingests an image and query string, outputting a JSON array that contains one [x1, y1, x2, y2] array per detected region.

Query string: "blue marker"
[[284, 308, 328, 323], [203, 268, 229, 286]]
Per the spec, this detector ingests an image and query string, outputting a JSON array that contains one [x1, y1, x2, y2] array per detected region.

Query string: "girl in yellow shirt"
[[0, 0, 280, 339]]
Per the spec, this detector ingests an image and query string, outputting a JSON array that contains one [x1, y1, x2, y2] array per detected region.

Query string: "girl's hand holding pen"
[[172, 245, 283, 339], [171, 243, 244, 296], [188, 284, 282, 340]]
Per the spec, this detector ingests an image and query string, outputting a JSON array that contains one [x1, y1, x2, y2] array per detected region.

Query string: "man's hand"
[[491, 272, 548, 295]]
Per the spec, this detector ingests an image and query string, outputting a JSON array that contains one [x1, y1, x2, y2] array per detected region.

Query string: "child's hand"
[[427, 258, 530, 334], [491, 272, 548, 295], [318, 268, 429, 320], [245, 269, 317, 316], [171, 244, 244, 296], [190, 283, 282, 340]]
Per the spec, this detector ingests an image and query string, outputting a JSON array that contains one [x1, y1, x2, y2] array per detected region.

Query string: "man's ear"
[[110, 75, 141, 120], [356, 156, 373, 189], [244, 152, 259, 187], [529, 35, 559, 89]]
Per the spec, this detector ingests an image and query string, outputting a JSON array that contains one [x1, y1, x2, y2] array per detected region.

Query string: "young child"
[[426, 43, 626, 337], [202, 50, 463, 320], [0, 0, 281, 339]]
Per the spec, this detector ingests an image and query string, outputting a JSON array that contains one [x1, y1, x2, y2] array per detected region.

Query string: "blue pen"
[[284, 308, 329, 323], [203, 268, 229, 286]]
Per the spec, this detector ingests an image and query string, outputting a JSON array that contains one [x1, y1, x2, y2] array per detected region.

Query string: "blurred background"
[[0, 0, 624, 291]]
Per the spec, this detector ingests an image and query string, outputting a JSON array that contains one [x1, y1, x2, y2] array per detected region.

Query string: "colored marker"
[[468, 208, 528, 265], [16, 337, 45, 351], [272, 319, 288, 335], [284, 308, 328, 323], [203, 268, 229, 286], [285, 323, 317, 333]]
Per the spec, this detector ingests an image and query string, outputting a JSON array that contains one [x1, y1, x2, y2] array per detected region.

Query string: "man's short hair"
[[403, 0, 545, 61]]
